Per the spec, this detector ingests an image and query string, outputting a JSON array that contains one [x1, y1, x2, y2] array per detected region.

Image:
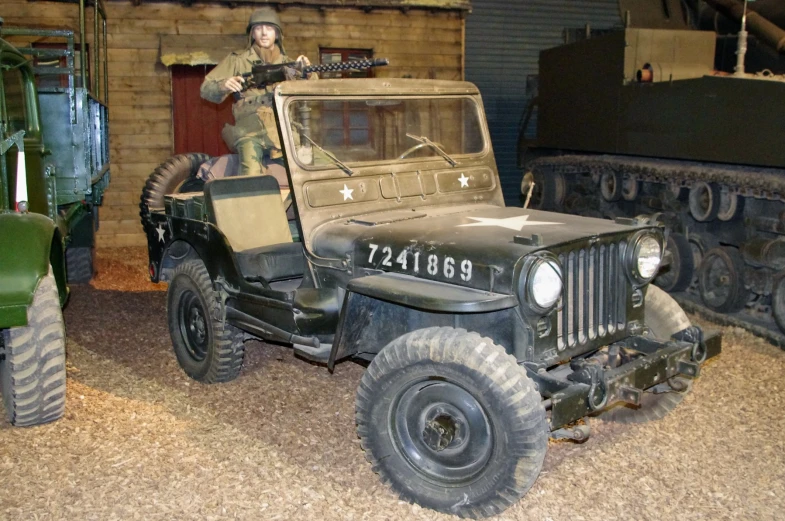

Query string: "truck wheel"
[[599, 286, 693, 424], [167, 260, 244, 383], [654, 233, 694, 292], [65, 246, 94, 283], [0, 270, 66, 426], [139, 153, 210, 230], [356, 327, 547, 518]]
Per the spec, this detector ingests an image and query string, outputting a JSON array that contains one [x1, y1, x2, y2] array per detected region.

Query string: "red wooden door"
[[171, 65, 233, 156]]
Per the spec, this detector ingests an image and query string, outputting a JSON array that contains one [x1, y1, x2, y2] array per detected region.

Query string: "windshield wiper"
[[299, 133, 354, 176], [405, 133, 458, 167]]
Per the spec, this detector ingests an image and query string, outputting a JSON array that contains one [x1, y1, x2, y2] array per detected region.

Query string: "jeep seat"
[[204, 175, 305, 282]]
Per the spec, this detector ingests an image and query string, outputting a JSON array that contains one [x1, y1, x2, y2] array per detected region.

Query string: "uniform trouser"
[[236, 137, 268, 177]]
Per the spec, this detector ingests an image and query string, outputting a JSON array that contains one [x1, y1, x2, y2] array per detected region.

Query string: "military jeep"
[[141, 79, 720, 518]]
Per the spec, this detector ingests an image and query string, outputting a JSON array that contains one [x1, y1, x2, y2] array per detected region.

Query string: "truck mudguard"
[[0, 212, 64, 328]]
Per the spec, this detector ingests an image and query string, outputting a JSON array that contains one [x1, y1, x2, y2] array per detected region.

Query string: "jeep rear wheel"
[[167, 260, 244, 383], [139, 153, 210, 230], [600, 285, 694, 424], [0, 270, 66, 426], [356, 327, 547, 519]]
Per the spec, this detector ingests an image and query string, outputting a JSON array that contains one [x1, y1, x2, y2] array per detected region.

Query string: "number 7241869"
[[367, 243, 473, 282]]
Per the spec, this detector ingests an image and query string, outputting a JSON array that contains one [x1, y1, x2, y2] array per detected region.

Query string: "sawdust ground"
[[0, 247, 783, 520]]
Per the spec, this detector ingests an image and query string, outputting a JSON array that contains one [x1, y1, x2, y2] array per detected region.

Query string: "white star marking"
[[458, 214, 563, 231], [156, 223, 166, 243], [458, 173, 470, 188], [340, 184, 354, 201]]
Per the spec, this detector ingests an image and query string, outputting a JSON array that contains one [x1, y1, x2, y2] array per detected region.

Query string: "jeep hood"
[[310, 205, 647, 295]]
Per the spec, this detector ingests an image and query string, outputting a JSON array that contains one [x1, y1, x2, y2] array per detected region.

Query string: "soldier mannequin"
[[200, 7, 316, 178]]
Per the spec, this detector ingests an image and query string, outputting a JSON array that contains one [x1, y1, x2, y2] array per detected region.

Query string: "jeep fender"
[[0, 212, 66, 328], [328, 272, 518, 368]]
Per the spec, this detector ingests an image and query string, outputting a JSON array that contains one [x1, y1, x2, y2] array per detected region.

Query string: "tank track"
[[531, 154, 785, 204], [527, 153, 785, 349]]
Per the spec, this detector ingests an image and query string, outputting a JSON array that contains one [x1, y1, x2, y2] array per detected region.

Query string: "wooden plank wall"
[[2, 0, 465, 247]]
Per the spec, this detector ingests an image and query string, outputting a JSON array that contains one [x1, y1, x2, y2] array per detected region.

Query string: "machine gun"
[[240, 57, 389, 90]]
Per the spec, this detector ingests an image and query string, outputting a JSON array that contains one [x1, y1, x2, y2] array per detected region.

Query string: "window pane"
[[2, 68, 28, 134], [288, 97, 485, 166]]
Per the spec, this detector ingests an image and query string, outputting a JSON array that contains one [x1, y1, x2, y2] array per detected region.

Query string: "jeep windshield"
[[286, 96, 486, 168]]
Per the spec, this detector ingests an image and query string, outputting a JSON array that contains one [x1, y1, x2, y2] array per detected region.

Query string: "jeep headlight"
[[523, 257, 563, 312], [631, 233, 662, 283]]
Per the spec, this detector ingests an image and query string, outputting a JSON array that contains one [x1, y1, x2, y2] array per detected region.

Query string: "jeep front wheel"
[[167, 260, 244, 383], [356, 327, 547, 519], [600, 285, 694, 424], [0, 270, 66, 426]]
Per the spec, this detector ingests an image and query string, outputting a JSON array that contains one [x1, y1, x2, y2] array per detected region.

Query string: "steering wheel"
[[398, 142, 446, 160]]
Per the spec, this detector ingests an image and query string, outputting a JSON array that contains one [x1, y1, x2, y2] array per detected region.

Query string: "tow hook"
[[551, 422, 591, 442]]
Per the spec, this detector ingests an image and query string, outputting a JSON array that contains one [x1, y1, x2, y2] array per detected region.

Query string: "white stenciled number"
[[444, 257, 455, 278], [368, 243, 378, 263], [461, 260, 473, 281], [396, 249, 408, 270], [382, 246, 393, 267], [413, 252, 420, 273], [427, 254, 438, 275]]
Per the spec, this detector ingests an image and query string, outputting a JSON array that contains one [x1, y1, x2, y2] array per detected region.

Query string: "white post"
[[15, 150, 28, 213]]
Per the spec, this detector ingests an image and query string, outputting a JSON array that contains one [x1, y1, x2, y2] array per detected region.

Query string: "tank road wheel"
[[621, 173, 640, 201], [139, 153, 211, 230], [522, 170, 565, 210], [167, 260, 244, 383], [0, 270, 66, 426], [65, 246, 95, 284], [600, 286, 694, 424], [356, 327, 547, 518], [688, 182, 721, 222], [717, 187, 745, 222], [655, 233, 694, 292], [599, 170, 622, 202], [772, 272, 785, 335], [698, 247, 749, 313]]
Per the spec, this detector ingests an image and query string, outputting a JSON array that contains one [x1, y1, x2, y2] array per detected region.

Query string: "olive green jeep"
[[141, 78, 720, 518]]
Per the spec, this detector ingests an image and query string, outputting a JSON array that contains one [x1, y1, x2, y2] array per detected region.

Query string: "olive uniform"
[[200, 8, 313, 176]]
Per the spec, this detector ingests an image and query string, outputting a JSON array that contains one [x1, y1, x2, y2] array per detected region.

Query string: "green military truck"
[[140, 78, 720, 518], [0, 3, 109, 427]]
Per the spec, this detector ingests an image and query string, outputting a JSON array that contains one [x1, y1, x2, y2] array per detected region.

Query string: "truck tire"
[[66, 246, 94, 284], [0, 270, 66, 426], [356, 327, 547, 519], [139, 153, 210, 230], [167, 259, 244, 383], [600, 286, 693, 424]]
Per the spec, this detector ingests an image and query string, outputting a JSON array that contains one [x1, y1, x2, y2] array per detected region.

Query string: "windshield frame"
[[281, 93, 490, 172]]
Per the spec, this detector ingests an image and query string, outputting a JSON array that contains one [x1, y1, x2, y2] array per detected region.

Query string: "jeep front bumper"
[[528, 327, 722, 430]]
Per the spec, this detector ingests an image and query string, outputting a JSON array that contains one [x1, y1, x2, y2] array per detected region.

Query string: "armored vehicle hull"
[[522, 27, 785, 347]]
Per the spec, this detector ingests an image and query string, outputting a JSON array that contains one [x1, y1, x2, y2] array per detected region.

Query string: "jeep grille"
[[557, 241, 627, 349]]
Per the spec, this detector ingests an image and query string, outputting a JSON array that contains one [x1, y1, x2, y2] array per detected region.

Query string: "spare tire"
[[139, 153, 210, 230]]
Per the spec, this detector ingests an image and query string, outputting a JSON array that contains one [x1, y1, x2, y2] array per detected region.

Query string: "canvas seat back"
[[204, 175, 292, 252]]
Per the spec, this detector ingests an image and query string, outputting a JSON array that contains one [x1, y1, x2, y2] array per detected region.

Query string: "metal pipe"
[[703, 0, 785, 54], [79, 0, 87, 90]]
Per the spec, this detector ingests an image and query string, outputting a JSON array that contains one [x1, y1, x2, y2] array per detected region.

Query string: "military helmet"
[[246, 7, 285, 52]]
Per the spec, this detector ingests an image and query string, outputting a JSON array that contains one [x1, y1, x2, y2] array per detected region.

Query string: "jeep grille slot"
[[557, 241, 627, 349]]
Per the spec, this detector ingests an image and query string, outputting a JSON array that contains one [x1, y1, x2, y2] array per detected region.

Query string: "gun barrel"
[[304, 58, 389, 75]]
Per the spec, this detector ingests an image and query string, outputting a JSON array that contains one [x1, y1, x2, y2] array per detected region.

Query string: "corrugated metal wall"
[[465, 0, 623, 204]]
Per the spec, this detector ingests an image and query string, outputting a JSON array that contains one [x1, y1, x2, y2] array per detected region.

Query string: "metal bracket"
[[676, 360, 700, 378], [551, 422, 591, 442], [617, 385, 642, 406]]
